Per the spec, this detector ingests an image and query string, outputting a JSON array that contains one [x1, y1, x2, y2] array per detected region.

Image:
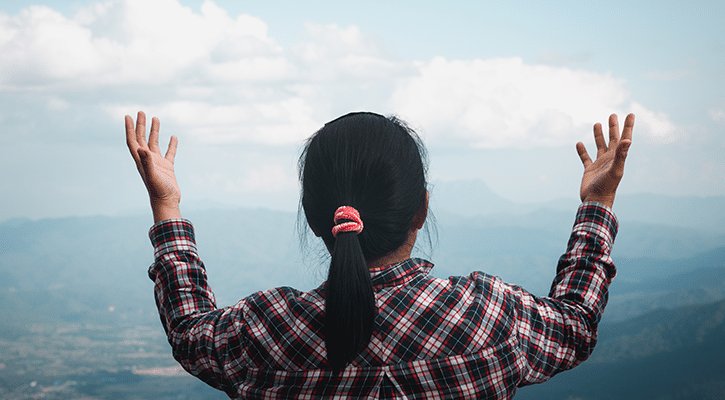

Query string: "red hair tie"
[[332, 206, 364, 238]]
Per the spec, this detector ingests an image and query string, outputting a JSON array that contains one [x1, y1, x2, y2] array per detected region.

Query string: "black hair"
[[299, 112, 428, 370]]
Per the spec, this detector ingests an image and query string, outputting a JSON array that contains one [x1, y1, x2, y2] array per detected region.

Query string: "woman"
[[126, 111, 634, 399]]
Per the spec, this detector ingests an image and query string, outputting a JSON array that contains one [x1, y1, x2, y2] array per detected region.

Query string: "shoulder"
[[447, 270, 513, 296], [239, 286, 325, 321], [409, 271, 520, 316], [440, 271, 535, 324], [232, 286, 327, 370]]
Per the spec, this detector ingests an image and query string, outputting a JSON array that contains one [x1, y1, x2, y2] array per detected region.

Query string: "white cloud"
[[241, 163, 297, 192], [1, 0, 676, 150], [0, 5, 109, 84], [156, 98, 320, 145], [0, 0, 290, 87], [630, 102, 678, 144], [187, 162, 295, 194], [294, 23, 410, 81], [389, 57, 643, 148]]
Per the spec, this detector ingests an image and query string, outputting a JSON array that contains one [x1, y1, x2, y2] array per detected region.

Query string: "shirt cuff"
[[148, 218, 197, 278], [574, 201, 619, 282], [576, 201, 618, 243]]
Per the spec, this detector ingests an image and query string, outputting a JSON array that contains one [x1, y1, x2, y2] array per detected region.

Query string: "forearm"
[[147, 219, 234, 391], [518, 202, 618, 384], [148, 219, 216, 330], [550, 201, 618, 323]]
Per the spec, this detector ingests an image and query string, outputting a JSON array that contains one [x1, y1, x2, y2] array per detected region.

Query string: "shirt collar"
[[368, 258, 434, 290]]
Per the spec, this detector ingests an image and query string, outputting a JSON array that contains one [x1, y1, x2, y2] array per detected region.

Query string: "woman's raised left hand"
[[125, 111, 182, 222]]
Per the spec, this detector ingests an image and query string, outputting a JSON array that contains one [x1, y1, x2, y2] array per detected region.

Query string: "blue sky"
[[1, 0, 723, 221]]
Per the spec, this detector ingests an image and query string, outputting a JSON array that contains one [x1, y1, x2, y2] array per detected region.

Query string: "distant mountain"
[[516, 299, 725, 400], [430, 179, 529, 215], [0, 209, 308, 323], [606, 263, 725, 323], [614, 192, 725, 233], [432, 178, 725, 233]]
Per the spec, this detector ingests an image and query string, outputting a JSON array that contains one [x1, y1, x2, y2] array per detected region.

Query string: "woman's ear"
[[411, 190, 429, 231]]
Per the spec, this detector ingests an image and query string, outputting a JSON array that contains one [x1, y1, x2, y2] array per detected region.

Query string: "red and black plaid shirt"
[[148, 202, 617, 399]]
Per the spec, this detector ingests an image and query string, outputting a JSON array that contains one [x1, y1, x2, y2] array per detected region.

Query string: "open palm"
[[576, 114, 634, 208], [125, 111, 181, 220]]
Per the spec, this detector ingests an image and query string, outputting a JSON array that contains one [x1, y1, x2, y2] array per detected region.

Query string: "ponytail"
[[325, 206, 375, 370], [299, 112, 429, 371], [326, 227, 376, 370]]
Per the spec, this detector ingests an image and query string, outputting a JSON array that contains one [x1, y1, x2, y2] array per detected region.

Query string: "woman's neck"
[[367, 229, 418, 270]]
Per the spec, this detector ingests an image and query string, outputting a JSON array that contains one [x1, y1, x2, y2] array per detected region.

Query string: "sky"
[[1, 0, 723, 221]]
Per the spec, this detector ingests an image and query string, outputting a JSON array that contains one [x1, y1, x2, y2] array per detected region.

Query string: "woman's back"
[[129, 110, 634, 399], [150, 209, 616, 398]]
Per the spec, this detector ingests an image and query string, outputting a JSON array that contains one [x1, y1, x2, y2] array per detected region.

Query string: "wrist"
[[582, 195, 614, 209], [151, 201, 182, 223]]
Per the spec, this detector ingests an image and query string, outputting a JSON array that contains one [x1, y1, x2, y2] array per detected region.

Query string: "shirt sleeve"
[[516, 201, 618, 385], [148, 219, 237, 396]]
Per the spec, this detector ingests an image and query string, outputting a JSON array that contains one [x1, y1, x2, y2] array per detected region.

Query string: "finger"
[[148, 117, 160, 153], [165, 135, 178, 162], [125, 115, 138, 150], [138, 149, 154, 182], [608, 114, 620, 145], [576, 142, 592, 168], [125, 115, 143, 167], [621, 113, 635, 142], [592, 122, 606, 151], [611, 139, 631, 177], [135, 111, 148, 148]]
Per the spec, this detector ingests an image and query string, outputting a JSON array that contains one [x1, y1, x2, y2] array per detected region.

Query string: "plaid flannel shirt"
[[148, 202, 618, 399]]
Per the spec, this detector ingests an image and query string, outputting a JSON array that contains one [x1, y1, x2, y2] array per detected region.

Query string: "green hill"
[[516, 299, 725, 400]]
